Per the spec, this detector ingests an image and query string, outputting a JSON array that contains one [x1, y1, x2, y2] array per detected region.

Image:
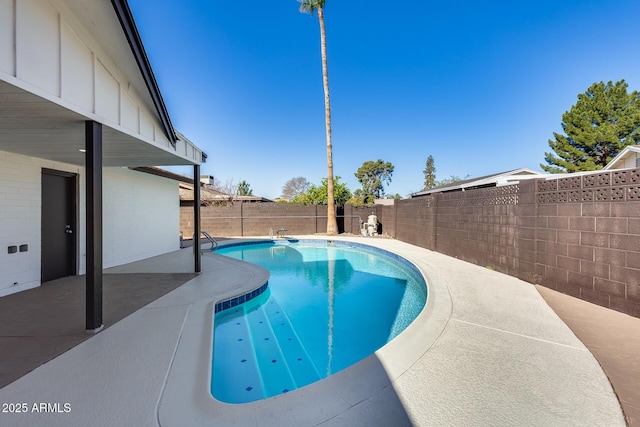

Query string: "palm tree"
[[298, 0, 338, 235]]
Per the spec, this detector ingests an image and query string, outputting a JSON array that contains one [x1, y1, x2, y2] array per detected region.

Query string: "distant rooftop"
[[411, 168, 544, 197]]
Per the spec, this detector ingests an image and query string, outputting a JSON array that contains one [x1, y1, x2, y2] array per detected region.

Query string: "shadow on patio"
[[0, 272, 195, 388]]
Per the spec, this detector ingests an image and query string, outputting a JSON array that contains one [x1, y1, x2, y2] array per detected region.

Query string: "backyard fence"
[[180, 167, 640, 318]]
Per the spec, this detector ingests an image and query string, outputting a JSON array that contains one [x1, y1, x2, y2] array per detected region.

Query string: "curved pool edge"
[[158, 236, 454, 425], [210, 237, 435, 404], [211, 237, 428, 314], [0, 235, 623, 426]]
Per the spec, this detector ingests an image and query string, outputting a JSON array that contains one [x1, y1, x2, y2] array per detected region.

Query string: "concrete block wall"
[[181, 203, 393, 239], [377, 205, 395, 237], [180, 204, 240, 238], [528, 169, 640, 317], [513, 180, 539, 284], [181, 204, 325, 238], [177, 170, 640, 317], [435, 185, 521, 276], [394, 197, 436, 250], [394, 170, 640, 318], [242, 203, 322, 236]]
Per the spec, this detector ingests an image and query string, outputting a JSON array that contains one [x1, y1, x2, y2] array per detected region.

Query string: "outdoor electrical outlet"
[[8, 246, 17, 254], [19, 244, 28, 252]]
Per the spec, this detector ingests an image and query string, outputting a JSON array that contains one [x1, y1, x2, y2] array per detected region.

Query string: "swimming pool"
[[211, 240, 427, 403]]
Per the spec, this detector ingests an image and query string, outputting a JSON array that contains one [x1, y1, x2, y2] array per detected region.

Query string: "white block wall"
[[103, 167, 180, 268], [0, 150, 83, 296], [0, 149, 180, 297], [0, 149, 42, 295]]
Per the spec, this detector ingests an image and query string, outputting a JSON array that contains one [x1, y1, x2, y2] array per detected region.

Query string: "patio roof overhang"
[[0, 67, 199, 169], [0, 0, 204, 168]]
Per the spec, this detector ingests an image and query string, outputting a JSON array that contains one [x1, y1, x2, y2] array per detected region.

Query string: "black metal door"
[[41, 170, 76, 282]]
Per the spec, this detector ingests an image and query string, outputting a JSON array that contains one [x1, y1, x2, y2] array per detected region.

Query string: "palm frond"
[[298, 0, 325, 15]]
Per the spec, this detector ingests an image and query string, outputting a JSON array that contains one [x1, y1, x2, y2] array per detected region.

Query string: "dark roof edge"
[[110, 0, 177, 147], [131, 166, 193, 183]]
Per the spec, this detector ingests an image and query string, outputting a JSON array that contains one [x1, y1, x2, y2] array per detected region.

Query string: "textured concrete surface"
[[0, 236, 627, 426], [538, 285, 640, 426], [0, 272, 195, 388]]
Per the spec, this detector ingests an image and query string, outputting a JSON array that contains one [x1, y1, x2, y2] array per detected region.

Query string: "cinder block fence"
[[180, 168, 640, 318]]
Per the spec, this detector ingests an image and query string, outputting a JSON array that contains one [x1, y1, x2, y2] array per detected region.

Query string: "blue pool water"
[[211, 240, 427, 403]]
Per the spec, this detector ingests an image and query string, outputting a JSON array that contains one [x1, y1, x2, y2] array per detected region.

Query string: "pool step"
[[212, 309, 265, 403], [262, 299, 322, 388], [246, 303, 297, 397], [213, 293, 324, 402]]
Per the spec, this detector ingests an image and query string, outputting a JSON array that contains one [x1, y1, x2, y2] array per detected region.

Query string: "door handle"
[[65, 225, 73, 234]]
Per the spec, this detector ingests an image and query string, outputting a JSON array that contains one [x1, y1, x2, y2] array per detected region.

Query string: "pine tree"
[[542, 80, 640, 173], [237, 180, 253, 196], [355, 159, 394, 202], [423, 155, 436, 189]]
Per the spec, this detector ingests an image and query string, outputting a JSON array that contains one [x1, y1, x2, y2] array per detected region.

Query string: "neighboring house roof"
[[603, 145, 640, 170], [412, 168, 544, 197], [374, 199, 396, 206], [178, 182, 273, 203], [132, 167, 271, 202]]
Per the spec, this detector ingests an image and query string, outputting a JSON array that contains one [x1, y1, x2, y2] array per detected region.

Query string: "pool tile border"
[[214, 282, 268, 313]]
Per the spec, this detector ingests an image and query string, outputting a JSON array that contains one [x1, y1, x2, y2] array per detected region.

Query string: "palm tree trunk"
[[318, 6, 338, 235]]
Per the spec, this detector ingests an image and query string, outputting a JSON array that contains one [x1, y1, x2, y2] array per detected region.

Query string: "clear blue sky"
[[129, 0, 640, 199]]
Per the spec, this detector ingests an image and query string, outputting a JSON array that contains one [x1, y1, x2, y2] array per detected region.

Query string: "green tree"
[[542, 80, 640, 173], [435, 174, 470, 187], [281, 177, 310, 200], [293, 176, 351, 206], [423, 155, 436, 190], [346, 194, 368, 207], [237, 180, 253, 196], [299, 0, 338, 235], [354, 159, 394, 203]]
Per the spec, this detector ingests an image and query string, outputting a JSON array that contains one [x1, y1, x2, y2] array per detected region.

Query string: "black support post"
[[85, 121, 103, 333], [194, 165, 201, 273]]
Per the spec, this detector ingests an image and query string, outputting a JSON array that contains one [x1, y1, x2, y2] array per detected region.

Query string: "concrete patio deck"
[[0, 272, 196, 389], [0, 236, 632, 426]]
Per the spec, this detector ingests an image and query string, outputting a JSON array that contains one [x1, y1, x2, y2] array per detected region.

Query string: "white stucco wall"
[[0, 150, 180, 297], [103, 167, 180, 268]]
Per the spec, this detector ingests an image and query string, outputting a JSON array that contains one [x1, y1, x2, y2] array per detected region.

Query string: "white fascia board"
[[603, 146, 640, 170]]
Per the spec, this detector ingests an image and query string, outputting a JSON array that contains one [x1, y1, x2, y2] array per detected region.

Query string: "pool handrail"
[[200, 231, 218, 252]]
